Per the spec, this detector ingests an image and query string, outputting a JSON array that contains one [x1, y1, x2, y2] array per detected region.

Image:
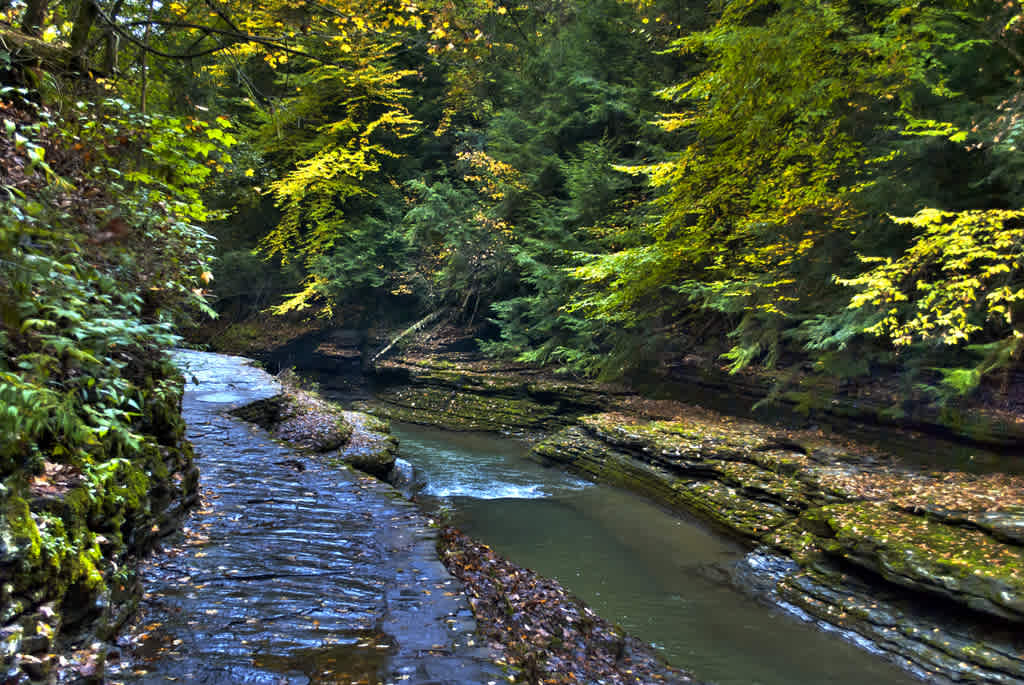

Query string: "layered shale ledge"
[[534, 412, 1024, 683], [355, 352, 628, 434], [343, 349, 1024, 683]]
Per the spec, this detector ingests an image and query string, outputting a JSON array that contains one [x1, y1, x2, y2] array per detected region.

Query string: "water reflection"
[[394, 422, 920, 685]]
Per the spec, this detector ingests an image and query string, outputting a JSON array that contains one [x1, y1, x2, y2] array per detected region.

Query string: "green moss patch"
[[232, 386, 354, 452], [806, 503, 1024, 621], [361, 387, 561, 433]]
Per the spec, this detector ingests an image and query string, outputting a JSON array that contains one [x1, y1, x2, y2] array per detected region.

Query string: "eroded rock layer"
[[534, 412, 1024, 683], [357, 353, 627, 433]]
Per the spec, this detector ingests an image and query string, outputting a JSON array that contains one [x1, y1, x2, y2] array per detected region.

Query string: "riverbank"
[[535, 411, 1024, 682], [439, 527, 697, 685], [1, 356, 198, 685], [112, 351, 703, 685], [341, 336, 1024, 683]]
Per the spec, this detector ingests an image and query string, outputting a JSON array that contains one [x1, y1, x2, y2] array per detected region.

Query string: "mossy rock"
[[578, 412, 782, 461], [803, 503, 1024, 622], [534, 426, 791, 542], [335, 410, 397, 480], [1, 495, 42, 571], [775, 566, 1024, 682], [232, 391, 354, 452], [1, 368, 196, 681], [362, 387, 562, 433], [760, 518, 824, 566], [670, 479, 790, 539]]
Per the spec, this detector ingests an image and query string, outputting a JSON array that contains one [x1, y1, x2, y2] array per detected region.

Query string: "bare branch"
[[95, 9, 336, 64]]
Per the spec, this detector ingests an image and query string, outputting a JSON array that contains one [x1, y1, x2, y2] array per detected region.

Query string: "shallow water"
[[117, 352, 500, 684], [394, 422, 922, 685]]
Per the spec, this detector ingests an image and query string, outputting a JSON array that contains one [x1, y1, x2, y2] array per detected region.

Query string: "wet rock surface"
[[115, 351, 503, 684], [534, 410, 1024, 683], [356, 351, 628, 434]]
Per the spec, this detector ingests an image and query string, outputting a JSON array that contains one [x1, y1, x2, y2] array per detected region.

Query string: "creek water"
[[393, 422, 922, 685]]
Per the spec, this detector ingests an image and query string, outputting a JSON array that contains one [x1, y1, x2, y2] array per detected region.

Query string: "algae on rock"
[[533, 410, 1024, 683], [1, 360, 198, 683], [230, 377, 398, 481]]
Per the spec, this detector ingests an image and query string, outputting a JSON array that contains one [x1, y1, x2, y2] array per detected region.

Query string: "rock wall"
[[356, 354, 626, 434], [1, 359, 198, 683], [663, 358, 1024, 450], [534, 412, 1024, 683]]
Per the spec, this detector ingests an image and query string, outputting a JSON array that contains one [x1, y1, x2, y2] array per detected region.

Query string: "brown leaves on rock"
[[817, 470, 1024, 513], [440, 528, 695, 685], [233, 373, 355, 452], [29, 461, 83, 498]]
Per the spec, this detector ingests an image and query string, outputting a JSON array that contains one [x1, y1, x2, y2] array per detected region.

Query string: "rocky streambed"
[[354, 349, 1024, 683], [535, 412, 1024, 683], [110, 350, 690, 685], [113, 351, 505, 684]]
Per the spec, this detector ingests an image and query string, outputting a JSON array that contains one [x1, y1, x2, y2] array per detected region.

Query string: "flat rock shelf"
[[113, 351, 502, 684]]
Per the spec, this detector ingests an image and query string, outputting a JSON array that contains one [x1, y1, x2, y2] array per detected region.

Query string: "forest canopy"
[[4, 0, 1024, 409]]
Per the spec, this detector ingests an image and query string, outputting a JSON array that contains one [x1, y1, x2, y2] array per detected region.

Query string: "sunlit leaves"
[[254, 41, 421, 315], [841, 209, 1024, 347]]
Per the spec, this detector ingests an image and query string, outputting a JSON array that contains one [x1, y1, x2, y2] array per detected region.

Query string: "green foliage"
[[842, 209, 1024, 347], [558, 0, 1024, 398], [422, 0, 678, 374], [8, 0, 1013, 410], [0, 81, 219, 648], [249, 33, 420, 316], [0, 83, 227, 470]]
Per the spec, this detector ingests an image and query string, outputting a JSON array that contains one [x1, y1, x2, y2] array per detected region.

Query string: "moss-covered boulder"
[[231, 379, 397, 481], [336, 411, 398, 480], [533, 425, 792, 541], [356, 387, 561, 434], [802, 503, 1024, 622], [231, 393, 353, 452]]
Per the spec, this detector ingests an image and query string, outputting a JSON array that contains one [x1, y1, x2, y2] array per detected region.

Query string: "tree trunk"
[[138, 0, 154, 112], [370, 310, 444, 366], [101, 0, 125, 74], [20, 0, 51, 37], [0, 27, 74, 72], [103, 31, 119, 73], [68, 0, 99, 70]]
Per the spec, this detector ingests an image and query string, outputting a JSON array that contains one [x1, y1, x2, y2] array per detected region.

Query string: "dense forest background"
[[5, 0, 1024, 436]]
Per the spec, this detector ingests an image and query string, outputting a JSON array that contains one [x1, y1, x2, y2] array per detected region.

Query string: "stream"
[[392, 422, 923, 685]]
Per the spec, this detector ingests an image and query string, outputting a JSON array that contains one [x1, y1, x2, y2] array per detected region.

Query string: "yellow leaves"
[[457, 150, 526, 201], [270, 275, 333, 317], [843, 208, 1024, 347]]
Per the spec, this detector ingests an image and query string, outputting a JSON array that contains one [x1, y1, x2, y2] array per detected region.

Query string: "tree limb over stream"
[[371, 310, 444, 366]]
